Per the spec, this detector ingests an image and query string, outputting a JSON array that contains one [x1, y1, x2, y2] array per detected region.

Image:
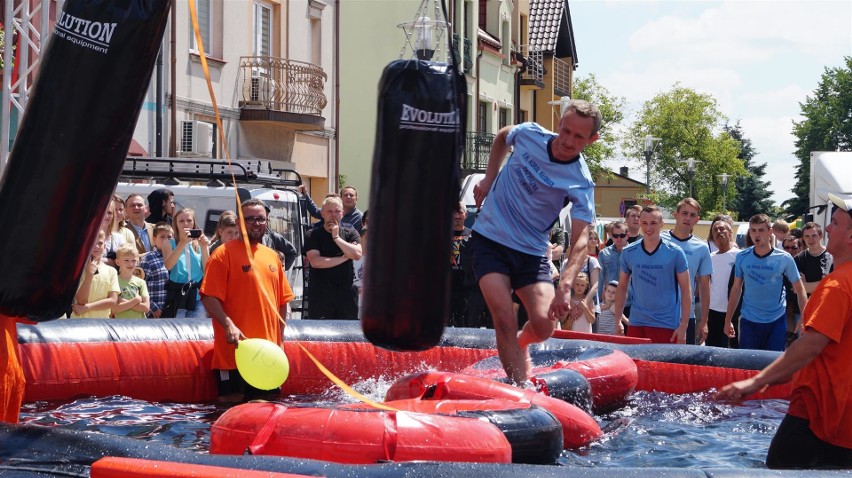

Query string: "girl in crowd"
[[209, 211, 240, 254], [112, 194, 135, 243], [70, 230, 120, 318], [162, 208, 209, 318], [559, 272, 595, 333]]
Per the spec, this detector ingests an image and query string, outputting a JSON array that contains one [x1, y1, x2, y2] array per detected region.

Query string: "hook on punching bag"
[[361, 46, 467, 350]]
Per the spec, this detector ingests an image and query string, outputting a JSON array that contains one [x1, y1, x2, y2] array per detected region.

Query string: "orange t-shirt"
[[200, 241, 294, 370], [1, 315, 25, 423], [788, 261, 852, 448]]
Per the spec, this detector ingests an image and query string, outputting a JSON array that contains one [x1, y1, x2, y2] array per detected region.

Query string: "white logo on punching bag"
[[54, 11, 118, 54], [399, 104, 459, 133]]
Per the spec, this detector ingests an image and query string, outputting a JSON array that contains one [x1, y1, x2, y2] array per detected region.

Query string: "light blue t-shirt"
[[473, 122, 596, 256], [734, 246, 801, 323], [598, 244, 630, 307], [662, 230, 712, 319], [620, 238, 689, 330]]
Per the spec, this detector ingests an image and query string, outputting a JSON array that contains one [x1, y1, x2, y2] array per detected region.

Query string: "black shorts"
[[767, 414, 852, 469], [471, 233, 552, 290], [215, 369, 280, 401]]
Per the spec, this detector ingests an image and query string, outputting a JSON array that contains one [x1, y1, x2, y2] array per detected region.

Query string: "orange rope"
[[187, 1, 387, 410]]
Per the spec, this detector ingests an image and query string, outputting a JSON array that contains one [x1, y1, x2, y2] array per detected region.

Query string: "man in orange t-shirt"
[[0, 314, 25, 423], [718, 193, 852, 469], [201, 199, 294, 403]]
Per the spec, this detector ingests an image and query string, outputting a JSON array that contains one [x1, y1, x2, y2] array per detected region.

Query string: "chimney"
[[619, 166, 629, 177]]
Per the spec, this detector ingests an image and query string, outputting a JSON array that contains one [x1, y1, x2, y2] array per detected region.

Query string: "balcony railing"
[[519, 45, 544, 86], [239, 57, 327, 116], [463, 132, 495, 172], [452, 33, 473, 74], [553, 56, 571, 97]]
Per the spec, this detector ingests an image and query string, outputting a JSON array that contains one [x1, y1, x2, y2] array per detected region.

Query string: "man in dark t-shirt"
[[304, 196, 362, 319], [450, 202, 472, 327]]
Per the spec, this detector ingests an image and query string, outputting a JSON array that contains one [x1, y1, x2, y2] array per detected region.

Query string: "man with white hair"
[[303, 195, 362, 320]]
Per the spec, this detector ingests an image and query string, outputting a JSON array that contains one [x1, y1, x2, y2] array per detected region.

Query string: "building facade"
[[1, 0, 336, 197]]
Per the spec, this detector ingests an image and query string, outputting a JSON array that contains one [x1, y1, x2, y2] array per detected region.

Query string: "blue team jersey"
[[734, 246, 801, 323], [661, 230, 712, 319], [473, 122, 596, 256], [620, 238, 689, 330]]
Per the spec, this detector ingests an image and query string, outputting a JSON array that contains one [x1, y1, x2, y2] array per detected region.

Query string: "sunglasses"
[[611, 233, 628, 239]]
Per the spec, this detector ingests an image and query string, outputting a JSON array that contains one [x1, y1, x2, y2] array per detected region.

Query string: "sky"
[[569, 0, 852, 206]]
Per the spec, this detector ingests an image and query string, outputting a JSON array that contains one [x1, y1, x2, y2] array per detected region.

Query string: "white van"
[[116, 158, 308, 318]]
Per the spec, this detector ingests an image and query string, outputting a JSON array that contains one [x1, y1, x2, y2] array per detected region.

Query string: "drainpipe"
[[513, 51, 526, 124], [155, 45, 163, 157], [475, 47, 483, 130], [333, 0, 340, 191], [169, 0, 177, 157]]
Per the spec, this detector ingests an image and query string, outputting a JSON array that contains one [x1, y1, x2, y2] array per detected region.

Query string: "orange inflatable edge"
[[91, 456, 320, 478]]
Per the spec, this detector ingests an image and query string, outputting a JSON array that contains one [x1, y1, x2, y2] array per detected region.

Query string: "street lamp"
[[718, 173, 731, 211], [643, 135, 660, 194], [685, 158, 697, 198]]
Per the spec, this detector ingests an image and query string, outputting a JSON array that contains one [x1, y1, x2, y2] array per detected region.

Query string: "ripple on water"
[[562, 390, 787, 468], [20, 387, 789, 468]]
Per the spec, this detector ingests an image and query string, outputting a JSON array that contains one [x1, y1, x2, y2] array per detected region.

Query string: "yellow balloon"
[[234, 338, 290, 390]]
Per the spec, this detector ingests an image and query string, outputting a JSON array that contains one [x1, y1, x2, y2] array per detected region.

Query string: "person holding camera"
[[162, 208, 209, 318]]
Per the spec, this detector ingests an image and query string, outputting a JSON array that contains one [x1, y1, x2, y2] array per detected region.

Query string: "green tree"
[[622, 84, 745, 216], [725, 122, 775, 220], [787, 57, 852, 216], [572, 74, 626, 176]]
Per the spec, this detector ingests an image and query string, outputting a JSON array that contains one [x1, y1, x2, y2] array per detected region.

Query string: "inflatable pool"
[[4, 318, 809, 476]]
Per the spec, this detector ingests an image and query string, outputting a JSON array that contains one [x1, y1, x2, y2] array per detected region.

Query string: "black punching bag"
[[0, 0, 171, 320], [360, 57, 466, 351]]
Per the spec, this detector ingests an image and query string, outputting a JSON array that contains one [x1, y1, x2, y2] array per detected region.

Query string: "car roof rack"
[[120, 157, 302, 189]]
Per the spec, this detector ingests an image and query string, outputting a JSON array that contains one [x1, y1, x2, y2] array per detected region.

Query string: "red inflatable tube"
[[535, 350, 638, 412], [385, 371, 602, 449], [551, 329, 651, 344], [633, 359, 792, 399], [462, 349, 638, 412], [345, 398, 564, 464], [210, 402, 512, 464]]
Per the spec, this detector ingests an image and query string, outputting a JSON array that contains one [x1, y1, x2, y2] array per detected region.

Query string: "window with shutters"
[[189, 0, 222, 59], [254, 2, 273, 58]]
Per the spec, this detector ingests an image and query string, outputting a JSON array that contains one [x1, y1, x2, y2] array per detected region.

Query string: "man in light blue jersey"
[[472, 99, 601, 386], [613, 205, 692, 344], [724, 214, 808, 351], [598, 220, 631, 319], [662, 198, 712, 345]]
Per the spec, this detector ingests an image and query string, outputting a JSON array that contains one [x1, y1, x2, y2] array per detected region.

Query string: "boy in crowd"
[[598, 280, 628, 335], [725, 214, 808, 351], [111, 244, 151, 319], [613, 205, 692, 344]]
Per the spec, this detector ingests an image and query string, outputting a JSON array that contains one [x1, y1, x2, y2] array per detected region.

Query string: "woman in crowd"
[[162, 208, 209, 318]]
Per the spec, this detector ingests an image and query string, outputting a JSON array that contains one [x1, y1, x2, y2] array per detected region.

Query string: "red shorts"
[[627, 325, 676, 344]]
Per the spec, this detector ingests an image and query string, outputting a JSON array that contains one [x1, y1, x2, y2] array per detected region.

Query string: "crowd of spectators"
[[70, 187, 831, 353]]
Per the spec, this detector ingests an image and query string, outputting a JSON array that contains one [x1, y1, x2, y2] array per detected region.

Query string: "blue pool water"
[[19, 380, 787, 469]]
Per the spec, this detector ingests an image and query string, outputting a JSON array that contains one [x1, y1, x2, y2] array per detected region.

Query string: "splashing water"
[[21, 387, 788, 468]]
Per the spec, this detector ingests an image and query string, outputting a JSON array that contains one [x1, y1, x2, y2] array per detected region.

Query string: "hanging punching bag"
[[361, 32, 467, 351], [0, 0, 171, 320]]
